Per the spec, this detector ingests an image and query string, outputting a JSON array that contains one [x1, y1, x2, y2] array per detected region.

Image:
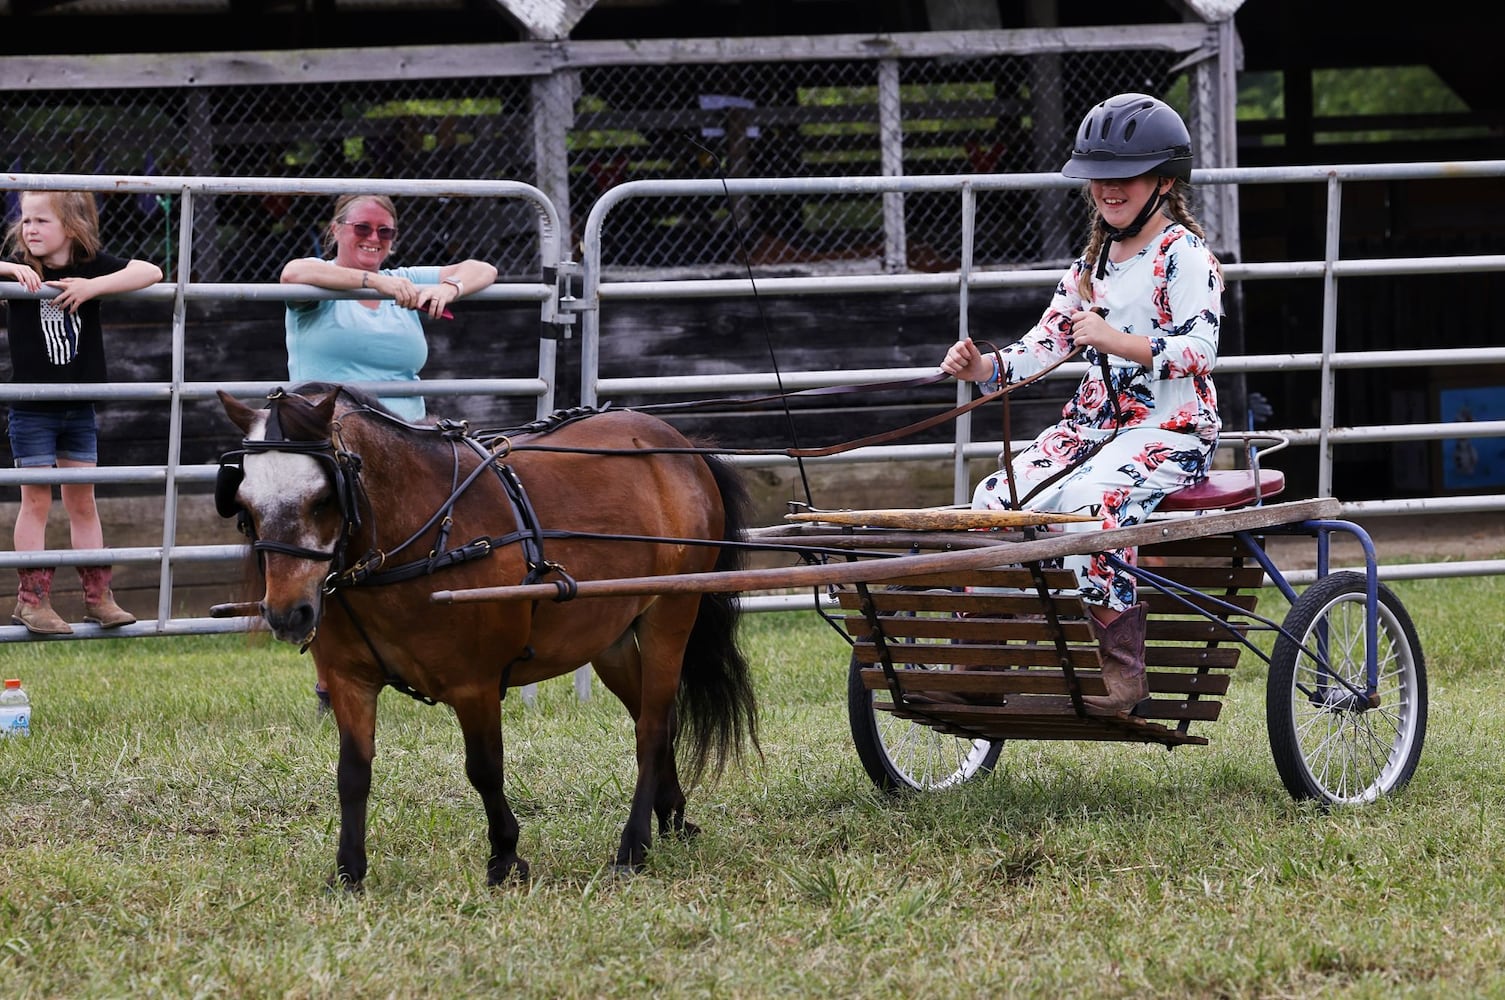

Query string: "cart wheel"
[[845, 590, 1003, 793], [1266, 571, 1427, 805], [847, 650, 1003, 793]]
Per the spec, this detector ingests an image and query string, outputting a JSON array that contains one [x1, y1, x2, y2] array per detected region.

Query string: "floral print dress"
[[972, 222, 1222, 611]]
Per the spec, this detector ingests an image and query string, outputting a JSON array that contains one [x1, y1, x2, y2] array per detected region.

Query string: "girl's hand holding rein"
[[941, 337, 994, 383], [1068, 309, 1152, 366]]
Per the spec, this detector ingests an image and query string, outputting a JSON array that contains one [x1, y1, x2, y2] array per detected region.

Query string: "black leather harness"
[[215, 390, 589, 702]]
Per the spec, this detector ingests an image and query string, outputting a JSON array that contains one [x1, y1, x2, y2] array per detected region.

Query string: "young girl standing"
[[1, 190, 163, 634]]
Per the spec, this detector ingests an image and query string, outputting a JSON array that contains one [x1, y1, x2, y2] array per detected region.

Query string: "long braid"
[[1161, 182, 1205, 240], [1076, 187, 1108, 301], [1074, 178, 1207, 300]]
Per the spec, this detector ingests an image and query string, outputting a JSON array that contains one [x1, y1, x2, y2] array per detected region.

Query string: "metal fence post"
[[877, 58, 907, 273]]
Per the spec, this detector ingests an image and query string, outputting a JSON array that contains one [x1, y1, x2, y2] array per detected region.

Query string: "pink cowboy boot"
[[13, 567, 73, 635], [79, 565, 137, 628]]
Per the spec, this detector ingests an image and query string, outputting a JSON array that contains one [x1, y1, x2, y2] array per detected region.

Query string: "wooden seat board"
[[840, 610, 1252, 645], [1139, 534, 1263, 559], [873, 701, 1212, 746], [851, 641, 1244, 671], [857, 666, 1232, 698], [1137, 564, 1268, 591], [851, 642, 1103, 670]]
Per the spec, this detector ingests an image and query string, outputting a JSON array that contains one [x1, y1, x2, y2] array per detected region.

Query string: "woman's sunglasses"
[[339, 221, 398, 241]]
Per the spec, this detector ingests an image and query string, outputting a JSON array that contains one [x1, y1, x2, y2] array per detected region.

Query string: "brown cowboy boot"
[[79, 565, 137, 628], [13, 567, 73, 635], [1082, 602, 1149, 716]]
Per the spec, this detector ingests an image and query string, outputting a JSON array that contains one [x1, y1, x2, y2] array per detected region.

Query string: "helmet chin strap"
[[1094, 181, 1167, 279]]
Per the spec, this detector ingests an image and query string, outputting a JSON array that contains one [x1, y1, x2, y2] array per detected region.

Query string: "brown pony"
[[215, 384, 758, 888]]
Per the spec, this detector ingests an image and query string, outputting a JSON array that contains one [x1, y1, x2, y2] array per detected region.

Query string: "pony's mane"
[[275, 382, 405, 440], [288, 381, 391, 414]]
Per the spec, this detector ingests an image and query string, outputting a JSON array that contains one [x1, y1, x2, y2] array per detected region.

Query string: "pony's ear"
[[314, 391, 338, 428], [219, 389, 259, 435]]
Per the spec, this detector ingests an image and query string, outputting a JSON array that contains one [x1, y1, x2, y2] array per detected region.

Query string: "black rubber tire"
[[1266, 571, 1427, 804], [846, 642, 1003, 794]]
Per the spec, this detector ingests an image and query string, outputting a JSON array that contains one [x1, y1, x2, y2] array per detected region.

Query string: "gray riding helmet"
[[1061, 93, 1193, 180]]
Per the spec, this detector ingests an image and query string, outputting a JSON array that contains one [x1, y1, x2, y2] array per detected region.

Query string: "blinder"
[[215, 455, 246, 519]]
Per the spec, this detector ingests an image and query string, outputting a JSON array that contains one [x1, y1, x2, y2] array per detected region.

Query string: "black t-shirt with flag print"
[[2, 250, 128, 411]]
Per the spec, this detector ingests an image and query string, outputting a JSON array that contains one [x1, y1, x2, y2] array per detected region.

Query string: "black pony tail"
[[676, 451, 761, 785]]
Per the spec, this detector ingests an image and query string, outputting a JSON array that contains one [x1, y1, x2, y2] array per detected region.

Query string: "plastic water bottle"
[[0, 678, 30, 738]]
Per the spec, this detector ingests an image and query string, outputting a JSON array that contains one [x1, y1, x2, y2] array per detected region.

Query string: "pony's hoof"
[[609, 862, 643, 877], [678, 820, 701, 841], [325, 873, 365, 894], [487, 859, 530, 886]]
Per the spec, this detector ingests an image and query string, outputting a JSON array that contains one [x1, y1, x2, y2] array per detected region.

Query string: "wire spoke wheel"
[[845, 591, 1002, 793], [1266, 572, 1427, 805]]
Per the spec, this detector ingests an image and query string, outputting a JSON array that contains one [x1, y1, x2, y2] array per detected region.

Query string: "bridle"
[[214, 390, 367, 580]]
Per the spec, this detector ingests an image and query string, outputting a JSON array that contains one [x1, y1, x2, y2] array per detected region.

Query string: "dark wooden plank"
[[875, 690, 1222, 723], [1144, 618, 1251, 642], [872, 701, 1212, 746], [1144, 646, 1244, 669], [860, 666, 1101, 696], [843, 611, 1253, 647], [854, 640, 1243, 672], [833, 567, 1082, 594], [1139, 534, 1262, 560], [857, 660, 1237, 697], [852, 642, 1100, 670], [1142, 592, 1261, 616], [1137, 564, 1268, 592], [842, 616, 1096, 643], [1146, 672, 1232, 696]]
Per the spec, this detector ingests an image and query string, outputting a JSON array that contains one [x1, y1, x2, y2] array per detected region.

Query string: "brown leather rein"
[[495, 341, 1086, 461]]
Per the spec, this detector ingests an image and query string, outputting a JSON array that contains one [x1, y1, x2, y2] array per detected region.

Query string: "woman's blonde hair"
[[3, 190, 102, 271], [1074, 178, 1206, 301], [322, 193, 399, 257]]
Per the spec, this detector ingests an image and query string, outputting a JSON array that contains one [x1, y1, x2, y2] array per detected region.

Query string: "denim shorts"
[[7, 406, 99, 467]]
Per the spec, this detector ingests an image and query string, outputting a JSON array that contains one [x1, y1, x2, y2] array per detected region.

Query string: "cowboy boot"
[[79, 565, 137, 628], [1082, 602, 1149, 716], [13, 567, 73, 635]]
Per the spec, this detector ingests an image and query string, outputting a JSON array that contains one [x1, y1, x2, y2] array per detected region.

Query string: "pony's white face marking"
[[238, 410, 342, 559]]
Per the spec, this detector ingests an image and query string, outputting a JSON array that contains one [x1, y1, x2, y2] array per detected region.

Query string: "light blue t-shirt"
[[284, 263, 442, 422]]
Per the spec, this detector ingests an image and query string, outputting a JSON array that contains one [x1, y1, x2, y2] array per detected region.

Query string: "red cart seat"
[[1159, 468, 1286, 512]]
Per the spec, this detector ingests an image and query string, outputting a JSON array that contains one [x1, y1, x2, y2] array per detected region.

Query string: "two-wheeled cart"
[[761, 459, 1426, 805]]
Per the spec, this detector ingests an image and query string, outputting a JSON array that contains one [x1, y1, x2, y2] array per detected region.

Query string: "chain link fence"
[[3, 77, 540, 281], [2, 30, 1222, 283], [577, 51, 1196, 273]]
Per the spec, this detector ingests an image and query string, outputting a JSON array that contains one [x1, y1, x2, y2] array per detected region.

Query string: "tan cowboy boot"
[[13, 567, 73, 635], [79, 565, 137, 628], [1083, 602, 1150, 715]]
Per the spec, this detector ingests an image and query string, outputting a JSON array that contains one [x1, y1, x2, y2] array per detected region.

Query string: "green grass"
[[3, 576, 1504, 998]]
